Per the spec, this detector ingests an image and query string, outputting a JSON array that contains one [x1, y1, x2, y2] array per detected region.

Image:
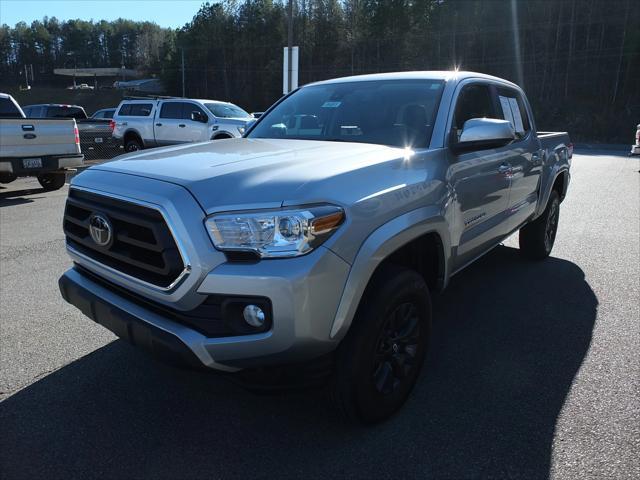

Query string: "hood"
[[218, 117, 251, 125], [91, 138, 412, 213]]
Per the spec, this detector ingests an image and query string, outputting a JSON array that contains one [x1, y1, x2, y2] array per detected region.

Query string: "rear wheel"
[[124, 138, 142, 152], [519, 190, 560, 259], [331, 265, 431, 424], [37, 173, 66, 191]]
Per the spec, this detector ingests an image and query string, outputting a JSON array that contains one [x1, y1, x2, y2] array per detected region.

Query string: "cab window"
[[0, 97, 22, 118], [183, 103, 208, 121], [160, 102, 184, 119], [495, 87, 531, 137], [452, 84, 498, 134]]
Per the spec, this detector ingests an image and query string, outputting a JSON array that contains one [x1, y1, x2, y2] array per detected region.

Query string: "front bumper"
[[0, 154, 84, 176], [59, 245, 350, 371]]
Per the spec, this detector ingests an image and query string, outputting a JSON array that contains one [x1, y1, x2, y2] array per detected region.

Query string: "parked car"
[[66, 83, 94, 90], [111, 97, 252, 152], [630, 123, 640, 156], [24, 103, 118, 159], [59, 72, 571, 423], [0, 93, 83, 190], [91, 108, 116, 119], [23, 103, 87, 119]]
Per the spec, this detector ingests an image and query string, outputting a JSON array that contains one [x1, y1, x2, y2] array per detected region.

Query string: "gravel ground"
[[0, 151, 638, 479]]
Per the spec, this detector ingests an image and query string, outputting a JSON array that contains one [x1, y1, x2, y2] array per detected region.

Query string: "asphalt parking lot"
[[1, 151, 638, 479]]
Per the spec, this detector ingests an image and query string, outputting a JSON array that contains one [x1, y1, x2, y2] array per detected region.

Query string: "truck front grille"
[[63, 189, 185, 289]]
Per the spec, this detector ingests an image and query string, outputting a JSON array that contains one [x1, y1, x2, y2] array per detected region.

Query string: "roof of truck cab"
[[306, 71, 519, 88]]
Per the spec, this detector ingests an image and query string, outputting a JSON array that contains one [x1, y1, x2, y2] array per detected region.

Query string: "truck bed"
[[0, 118, 81, 158]]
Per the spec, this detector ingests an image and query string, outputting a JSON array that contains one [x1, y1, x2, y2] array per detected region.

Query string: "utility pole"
[[287, 0, 293, 94], [181, 47, 186, 98], [24, 65, 29, 89], [29, 64, 34, 84]]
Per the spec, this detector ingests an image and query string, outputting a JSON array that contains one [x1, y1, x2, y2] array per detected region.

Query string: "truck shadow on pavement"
[[0, 187, 47, 206], [0, 246, 597, 479]]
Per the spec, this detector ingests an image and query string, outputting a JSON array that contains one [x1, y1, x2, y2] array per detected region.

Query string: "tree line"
[[1, 0, 638, 143]]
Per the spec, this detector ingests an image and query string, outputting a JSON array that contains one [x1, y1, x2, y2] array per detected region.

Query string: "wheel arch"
[[329, 207, 450, 340], [123, 129, 145, 148], [211, 131, 234, 140], [536, 167, 570, 218]]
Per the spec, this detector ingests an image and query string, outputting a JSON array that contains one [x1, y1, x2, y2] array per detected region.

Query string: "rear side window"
[[118, 103, 153, 117], [24, 105, 44, 117], [2, 99, 23, 118], [453, 84, 498, 131], [496, 88, 531, 136], [159, 102, 184, 119]]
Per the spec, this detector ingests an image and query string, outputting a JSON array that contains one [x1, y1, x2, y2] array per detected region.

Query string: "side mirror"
[[190, 111, 207, 123], [452, 118, 515, 153]]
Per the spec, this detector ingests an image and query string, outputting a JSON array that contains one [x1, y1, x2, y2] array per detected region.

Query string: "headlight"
[[205, 205, 345, 258], [237, 126, 245, 135]]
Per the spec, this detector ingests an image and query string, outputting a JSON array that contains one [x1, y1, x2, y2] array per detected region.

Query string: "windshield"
[[205, 103, 250, 118], [247, 79, 445, 148]]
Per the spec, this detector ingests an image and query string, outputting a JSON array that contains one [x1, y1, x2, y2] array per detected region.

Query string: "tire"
[[124, 138, 142, 152], [519, 190, 560, 260], [330, 265, 431, 424], [0, 173, 16, 184], [37, 173, 66, 191]]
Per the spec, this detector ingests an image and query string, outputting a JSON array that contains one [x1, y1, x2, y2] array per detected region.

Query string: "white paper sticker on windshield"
[[499, 96, 515, 129], [508, 97, 525, 133], [322, 101, 342, 108]]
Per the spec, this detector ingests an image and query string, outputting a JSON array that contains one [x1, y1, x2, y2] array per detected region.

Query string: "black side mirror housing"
[[191, 111, 207, 123]]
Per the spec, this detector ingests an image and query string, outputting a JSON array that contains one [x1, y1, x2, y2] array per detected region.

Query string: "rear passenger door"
[[447, 82, 515, 271], [495, 87, 541, 231], [157, 101, 186, 145]]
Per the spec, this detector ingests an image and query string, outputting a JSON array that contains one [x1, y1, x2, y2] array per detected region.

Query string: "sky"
[[0, 0, 207, 28]]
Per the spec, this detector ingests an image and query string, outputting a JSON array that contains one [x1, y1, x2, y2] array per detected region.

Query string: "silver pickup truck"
[[0, 94, 84, 190], [111, 97, 252, 152], [59, 72, 571, 423]]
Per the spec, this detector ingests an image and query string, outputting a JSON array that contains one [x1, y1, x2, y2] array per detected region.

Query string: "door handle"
[[156, 123, 163, 127], [178, 124, 186, 128], [498, 163, 512, 174]]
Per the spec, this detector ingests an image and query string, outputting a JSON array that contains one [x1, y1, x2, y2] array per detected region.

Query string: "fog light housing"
[[243, 304, 265, 327]]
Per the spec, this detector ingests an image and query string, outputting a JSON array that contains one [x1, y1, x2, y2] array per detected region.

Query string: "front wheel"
[[330, 265, 431, 424], [519, 190, 560, 260], [37, 173, 66, 191]]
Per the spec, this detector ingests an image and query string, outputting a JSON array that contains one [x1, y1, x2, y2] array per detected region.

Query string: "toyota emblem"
[[88, 213, 113, 247]]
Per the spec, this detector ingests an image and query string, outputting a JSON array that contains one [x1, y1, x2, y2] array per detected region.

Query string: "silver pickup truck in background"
[[111, 97, 253, 152], [59, 72, 571, 423], [0, 93, 84, 190]]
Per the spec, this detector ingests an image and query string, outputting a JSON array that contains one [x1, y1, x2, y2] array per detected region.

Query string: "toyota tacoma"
[[59, 72, 571, 423]]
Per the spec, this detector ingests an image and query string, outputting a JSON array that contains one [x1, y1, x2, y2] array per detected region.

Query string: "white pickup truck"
[[0, 93, 84, 190], [111, 97, 253, 152]]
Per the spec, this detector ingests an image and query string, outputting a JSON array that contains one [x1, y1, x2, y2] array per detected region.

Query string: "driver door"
[[448, 82, 515, 271]]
